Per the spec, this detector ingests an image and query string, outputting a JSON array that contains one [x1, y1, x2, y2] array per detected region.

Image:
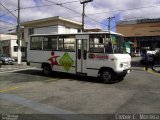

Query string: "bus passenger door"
[[76, 35, 88, 74]]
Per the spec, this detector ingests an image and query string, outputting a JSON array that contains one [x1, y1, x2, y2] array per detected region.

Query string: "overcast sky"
[[0, 0, 160, 33]]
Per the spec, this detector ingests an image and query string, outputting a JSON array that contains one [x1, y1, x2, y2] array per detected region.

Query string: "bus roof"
[[30, 31, 124, 37]]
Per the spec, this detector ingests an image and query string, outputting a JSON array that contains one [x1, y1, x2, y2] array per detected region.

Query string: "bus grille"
[[123, 62, 130, 68]]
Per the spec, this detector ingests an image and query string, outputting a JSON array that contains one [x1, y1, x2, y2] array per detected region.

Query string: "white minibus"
[[27, 32, 131, 83]]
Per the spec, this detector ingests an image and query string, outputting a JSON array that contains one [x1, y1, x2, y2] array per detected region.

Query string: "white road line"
[[0, 67, 38, 74], [0, 93, 93, 120]]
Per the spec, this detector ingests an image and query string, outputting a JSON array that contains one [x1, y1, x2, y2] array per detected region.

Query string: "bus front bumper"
[[115, 69, 131, 76]]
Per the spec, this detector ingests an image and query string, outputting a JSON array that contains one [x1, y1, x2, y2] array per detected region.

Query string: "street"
[[0, 59, 160, 120], [1, 0, 160, 119]]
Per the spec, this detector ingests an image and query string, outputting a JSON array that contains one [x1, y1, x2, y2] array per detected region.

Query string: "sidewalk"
[[131, 56, 160, 73], [13, 61, 27, 65], [0, 62, 35, 73], [1, 61, 32, 68]]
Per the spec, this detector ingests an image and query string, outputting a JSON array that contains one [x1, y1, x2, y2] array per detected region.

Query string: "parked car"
[[0, 54, 15, 65]]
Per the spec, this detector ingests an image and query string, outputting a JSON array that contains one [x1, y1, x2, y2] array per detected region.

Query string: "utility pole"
[[107, 16, 115, 32], [80, 0, 93, 32], [17, 0, 21, 64]]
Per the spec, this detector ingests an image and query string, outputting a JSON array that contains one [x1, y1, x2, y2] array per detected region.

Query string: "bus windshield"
[[89, 34, 126, 54], [111, 35, 126, 54]]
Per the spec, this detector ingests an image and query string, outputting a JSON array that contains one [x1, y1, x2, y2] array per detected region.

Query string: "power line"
[[0, 26, 16, 31], [0, 19, 16, 26], [0, 9, 17, 18], [20, 4, 56, 9], [45, 0, 103, 26], [1, 1, 159, 31], [1, 2, 159, 18], [22, 0, 79, 9], [45, 0, 81, 14], [86, 4, 160, 15], [2, 3, 158, 18], [58, 0, 79, 5], [0, 2, 17, 19], [0, 1, 79, 18], [85, 4, 160, 26]]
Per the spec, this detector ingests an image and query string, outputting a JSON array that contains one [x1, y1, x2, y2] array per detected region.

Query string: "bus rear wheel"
[[100, 69, 115, 83], [43, 64, 52, 76]]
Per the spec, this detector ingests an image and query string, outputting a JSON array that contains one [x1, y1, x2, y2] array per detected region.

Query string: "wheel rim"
[[103, 71, 112, 81], [44, 66, 50, 75]]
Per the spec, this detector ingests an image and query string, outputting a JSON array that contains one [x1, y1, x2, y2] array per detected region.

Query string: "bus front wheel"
[[43, 64, 52, 76], [100, 69, 114, 83]]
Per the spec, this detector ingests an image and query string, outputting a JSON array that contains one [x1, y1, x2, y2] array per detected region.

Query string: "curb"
[[152, 65, 160, 73], [13, 62, 27, 66]]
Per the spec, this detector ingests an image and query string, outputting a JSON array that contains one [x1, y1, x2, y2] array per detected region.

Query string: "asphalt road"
[[0, 62, 160, 120]]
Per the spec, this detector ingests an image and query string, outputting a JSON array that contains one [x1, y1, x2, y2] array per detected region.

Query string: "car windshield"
[[111, 35, 127, 54]]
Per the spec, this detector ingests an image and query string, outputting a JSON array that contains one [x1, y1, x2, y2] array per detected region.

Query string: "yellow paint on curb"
[[143, 67, 160, 76], [44, 78, 60, 82], [0, 87, 19, 93]]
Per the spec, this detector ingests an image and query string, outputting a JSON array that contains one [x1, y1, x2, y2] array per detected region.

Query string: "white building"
[[21, 16, 82, 44], [0, 34, 26, 59], [0, 17, 82, 60]]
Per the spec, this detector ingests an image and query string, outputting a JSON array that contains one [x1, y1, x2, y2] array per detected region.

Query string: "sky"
[[0, 0, 160, 33]]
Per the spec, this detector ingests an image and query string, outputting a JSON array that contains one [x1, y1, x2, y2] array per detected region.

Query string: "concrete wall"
[[34, 26, 59, 34], [0, 34, 26, 58], [22, 17, 81, 43], [24, 25, 79, 43], [10, 40, 18, 58]]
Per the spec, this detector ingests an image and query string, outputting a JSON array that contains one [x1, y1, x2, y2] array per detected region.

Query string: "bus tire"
[[43, 64, 52, 76], [100, 69, 114, 83]]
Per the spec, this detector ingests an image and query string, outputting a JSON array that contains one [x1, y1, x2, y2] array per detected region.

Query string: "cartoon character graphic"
[[48, 52, 74, 71], [48, 51, 60, 67]]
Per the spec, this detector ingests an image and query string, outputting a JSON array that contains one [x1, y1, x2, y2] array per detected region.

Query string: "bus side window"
[[58, 36, 75, 51], [64, 37, 75, 51], [30, 36, 43, 50], [43, 36, 57, 50], [58, 38, 64, 50], [89, 35, 105, 53]]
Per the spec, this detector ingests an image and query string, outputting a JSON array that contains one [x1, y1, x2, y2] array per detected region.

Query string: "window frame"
[[28, 28, 34, 36], [89, 34, 113, 53], [89, 34, 106, 53], [30, 36, 43, 50], [30, 35, 75, 52], [58, 35, 75, 52], [43, 36, 58, 51]]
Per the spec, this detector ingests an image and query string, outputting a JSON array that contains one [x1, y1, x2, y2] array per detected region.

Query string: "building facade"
[[116, 18, 160, 55], [0, 34, 26, 59], [21, 16, 82, 44], [0, 17, 82, 60]]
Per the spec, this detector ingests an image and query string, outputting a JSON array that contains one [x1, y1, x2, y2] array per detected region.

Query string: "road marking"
[[0, 67, 37, 74], [0, 93, 93, 120], [0, 87, 19, 93], [44, 78, 60, 82], [144, 67, 160, 76]]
